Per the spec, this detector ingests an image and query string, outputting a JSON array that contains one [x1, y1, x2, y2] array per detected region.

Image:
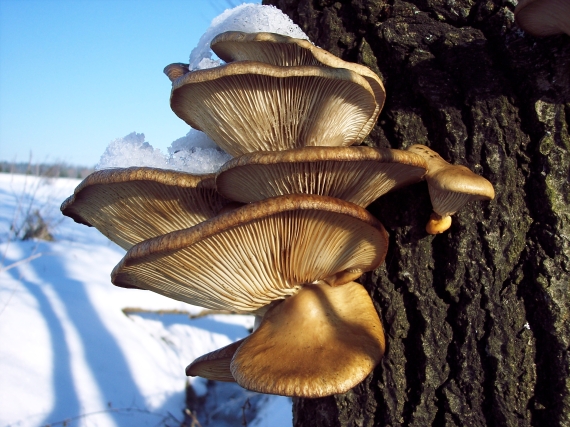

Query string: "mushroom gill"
[[111, 194, 389, 313], [210, 31, 386, 135], [216, 146, 427, 207], [168, 61, 377, 156], [61, 167, 228, 250]]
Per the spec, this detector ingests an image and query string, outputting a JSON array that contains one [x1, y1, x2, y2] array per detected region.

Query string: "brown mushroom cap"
[[216, 146, 427, 207], [407, 144, 495, 233], [169, 61, 377, 156], [186, 339, 245, 382], [164, 63, 190, 82], [230, 281, 385, 397], [111, 194, 389, 312], [61, 167, 228, 250], [515, 0, 570, 37], [210, 31, 386, 134]]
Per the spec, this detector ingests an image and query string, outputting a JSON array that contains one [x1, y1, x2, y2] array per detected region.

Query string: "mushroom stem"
[[425, 211, 452, 235], [323, 268, 363, 287]]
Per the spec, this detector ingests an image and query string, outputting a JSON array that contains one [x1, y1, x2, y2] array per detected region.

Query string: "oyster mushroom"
[[164, 63, 190, 82], [186, 339, 245, 382], [216, 146, 427, 207], [230, 281, 385, 397], [210, 31, 386, 135], [61, 167, 228, 250], [515, 0, 570, 37], [407, 144, 495, 234], [111, 194, 389, 313], [167, 61, 377, 156]]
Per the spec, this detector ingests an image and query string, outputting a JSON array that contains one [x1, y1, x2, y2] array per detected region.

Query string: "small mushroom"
[[186, 339, 245, 382], [407, 145, 495, 234], [230, 281, 385, 397], [216, 146, 427, 207], [168, 61, 377, 156], [163, 63, 190, 82], [210, 31, 386, 136], [61, 167, 228, 250], [515, 0, 570, 37], [111, 194, 389, 312]]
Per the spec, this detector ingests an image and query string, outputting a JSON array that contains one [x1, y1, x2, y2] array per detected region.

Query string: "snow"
[[189, 4, 309, 70], [96, 131, 231, 174], [0, 173, 291, 427]]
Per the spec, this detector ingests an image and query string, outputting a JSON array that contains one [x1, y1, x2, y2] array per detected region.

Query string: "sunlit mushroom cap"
[[186, 339, 245, 382], [111, 194, 389, 312], [164, 63, 190, 82], [230, 281, 385, 397], [210, 31, 386, 134], [407, 144, 495, 217], [515, 0, 570, 37], [169, 61, 377, 156], [61, 167, 227, 250], [216, 146, 427, 207]]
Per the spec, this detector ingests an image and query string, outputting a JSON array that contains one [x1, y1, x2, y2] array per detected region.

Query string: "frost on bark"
[[263, 0, 569, 425]]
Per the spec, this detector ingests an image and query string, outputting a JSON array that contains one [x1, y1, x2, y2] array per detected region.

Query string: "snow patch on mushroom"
[[189, 4, 310, 70], [96, 131, 231, 174]]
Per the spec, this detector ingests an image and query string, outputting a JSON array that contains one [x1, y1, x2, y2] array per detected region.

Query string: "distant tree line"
[[0, 161, 94, 179]]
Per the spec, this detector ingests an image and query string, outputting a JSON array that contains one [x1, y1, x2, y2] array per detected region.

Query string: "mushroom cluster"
[[61, 31, 494, 397]]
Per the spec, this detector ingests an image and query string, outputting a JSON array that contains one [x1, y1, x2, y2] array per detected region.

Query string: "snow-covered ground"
[[0, 173, 292, 427]]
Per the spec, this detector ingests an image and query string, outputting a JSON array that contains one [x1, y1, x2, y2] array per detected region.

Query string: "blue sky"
[[0, 0, 260, 167]]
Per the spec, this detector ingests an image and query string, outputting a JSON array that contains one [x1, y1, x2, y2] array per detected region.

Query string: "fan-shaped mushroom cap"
[[61, 167, 227, 250], [169, 61, 377, 156], [164, 63, 190, 82], [407, 145, 495, 234], [210, 31, 386, 132], [230, 281, 385, 397], [111, 194, 389, 312], [515, 0, 570, 37], [216, 146, 427, 207], [186, 339, 245, 382]]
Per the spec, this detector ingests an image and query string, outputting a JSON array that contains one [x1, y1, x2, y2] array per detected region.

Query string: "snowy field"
[[0, 172, 292, 427]]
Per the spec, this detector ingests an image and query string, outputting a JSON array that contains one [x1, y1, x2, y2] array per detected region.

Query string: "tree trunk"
[[263, 0, 569, 425]]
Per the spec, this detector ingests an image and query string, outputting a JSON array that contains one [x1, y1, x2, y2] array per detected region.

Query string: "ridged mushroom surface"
[[61, 167, 227, 250], [216, 146, 427, 207], [169, 61, 377, 156], [210, 31, 386, 123], [515, 0, 570, 36], [112, 194, 388, 312]]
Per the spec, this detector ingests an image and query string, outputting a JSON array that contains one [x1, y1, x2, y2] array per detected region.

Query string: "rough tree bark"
[[262, 0, 569, 425]]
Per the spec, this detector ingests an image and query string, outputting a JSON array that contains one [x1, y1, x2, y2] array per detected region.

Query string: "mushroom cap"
[[61, 167, 227, 250], [169, 61, 377, 157], [515, 0, 570, 37], [216, 146, 427, 207], [186, 339, 244, 382], [407, 145, 495, 218], [210, 31, 386, 133], [111, 194, 389, 312], [164, 63, 190, 82], [230, 281, 385, 397]]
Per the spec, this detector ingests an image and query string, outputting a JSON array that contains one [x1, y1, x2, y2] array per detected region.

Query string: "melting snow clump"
[[96, 131, 230, 174], [167, 129, 232, 173], [189, 3, 310, 70], [96, 132, 168, 169]]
